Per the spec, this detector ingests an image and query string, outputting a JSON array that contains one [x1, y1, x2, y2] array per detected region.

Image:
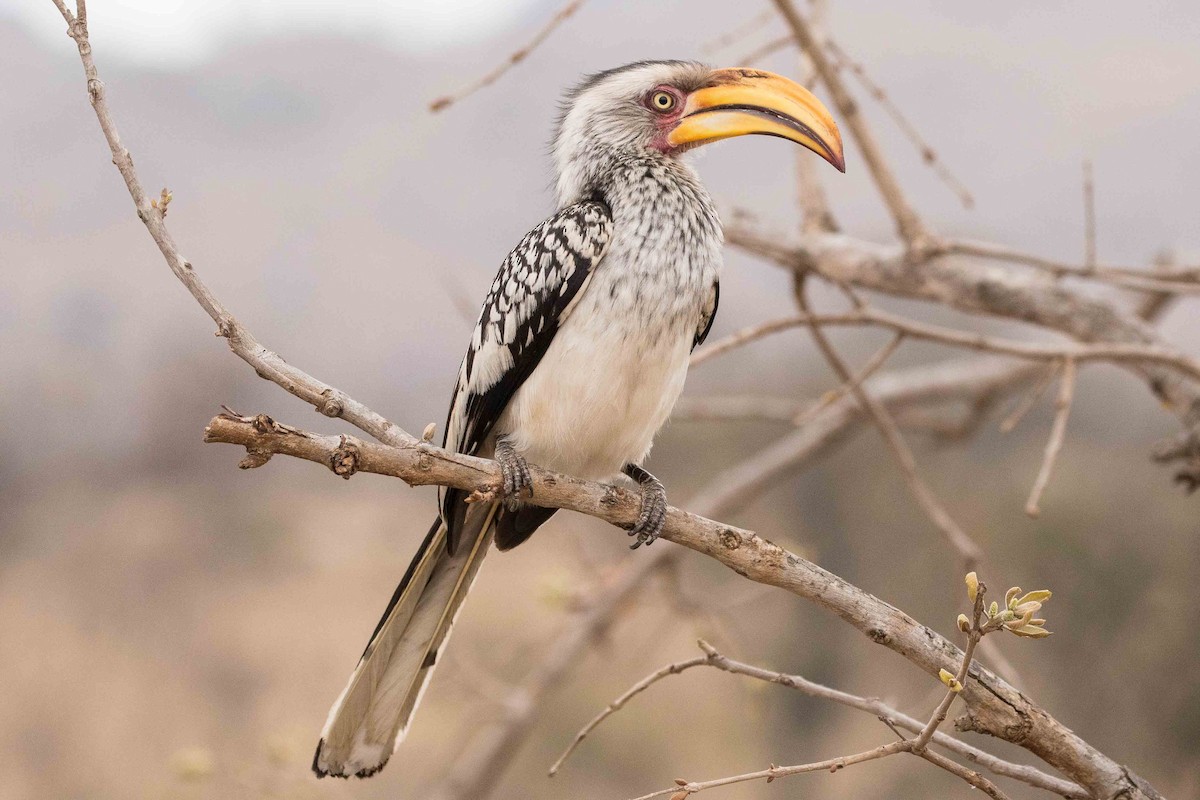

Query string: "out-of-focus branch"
[[694, 306, 1200, 381], [700, 9, 775, 54], [769, 0, 931, 246], [427, 542, 675, 800], [794, 280, 983, 569], [428, 0, 587, 112], [726, 224, 1200, 433], [1024, 359, 1078, 517], [1000, 363, 1061, 433], [793, 331, 902, 425], [948, 239, 1200, 294]]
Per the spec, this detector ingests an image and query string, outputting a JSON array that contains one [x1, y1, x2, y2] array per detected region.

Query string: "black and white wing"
[[439, 199, 612, 550]]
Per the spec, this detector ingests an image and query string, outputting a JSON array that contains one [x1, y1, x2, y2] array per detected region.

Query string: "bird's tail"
[[312, 501, 499, 778]]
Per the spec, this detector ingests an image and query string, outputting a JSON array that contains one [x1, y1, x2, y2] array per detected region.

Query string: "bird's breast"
[[498, 211, 721, 481]]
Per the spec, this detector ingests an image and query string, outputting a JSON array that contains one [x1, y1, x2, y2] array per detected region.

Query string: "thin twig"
[[794, 282, 984, 568], [1000, 362, 1062, 433], [549, 656, 709, 776], [1025, 359, 1078, 517], [629, 742, 913, 800], [912, 585, 986, 751], [693, 307, 1200, 383], [593, 641, 1059, 800], [428, 0, 586, 112], [825, 37, 974, 209], [689, 316, 802, 366], [793, 332, 904, 426]]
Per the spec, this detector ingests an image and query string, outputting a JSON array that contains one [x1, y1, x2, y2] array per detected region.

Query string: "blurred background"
[[2, 1, 1199, 798]]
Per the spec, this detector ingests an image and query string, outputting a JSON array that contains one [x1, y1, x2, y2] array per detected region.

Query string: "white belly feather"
[[494, 153, 721, 483], [497, 294, 693, 481]]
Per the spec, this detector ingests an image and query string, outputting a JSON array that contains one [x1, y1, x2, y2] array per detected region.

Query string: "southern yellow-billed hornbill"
[[313, 60, 844, 778]]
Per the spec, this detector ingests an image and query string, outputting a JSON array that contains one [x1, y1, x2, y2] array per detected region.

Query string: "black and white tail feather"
[[312, 504, 498, 778], [312, 200, 613, 778]]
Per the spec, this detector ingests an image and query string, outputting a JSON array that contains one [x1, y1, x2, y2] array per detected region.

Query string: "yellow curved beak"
[[667, 67, 845, 173]]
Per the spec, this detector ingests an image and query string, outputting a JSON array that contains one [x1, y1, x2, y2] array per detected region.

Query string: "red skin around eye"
[[646, 84, 686, 153]]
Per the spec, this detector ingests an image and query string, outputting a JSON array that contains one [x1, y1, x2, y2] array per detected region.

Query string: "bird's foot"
[[495, 437, 533, 510], [623, 464, 668, 549]]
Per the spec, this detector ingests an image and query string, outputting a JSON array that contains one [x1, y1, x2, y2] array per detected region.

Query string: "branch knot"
[[330, 435, 361, 479]]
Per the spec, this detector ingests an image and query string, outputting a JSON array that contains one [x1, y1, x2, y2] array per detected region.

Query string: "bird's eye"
[[647, 90, 677, 113]]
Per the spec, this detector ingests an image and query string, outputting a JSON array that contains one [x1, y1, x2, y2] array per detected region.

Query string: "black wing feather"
[[439, 199, 612, 551]]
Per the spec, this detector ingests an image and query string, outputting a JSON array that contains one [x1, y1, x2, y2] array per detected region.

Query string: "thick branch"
[[203, 412, 1160, 799], [727, 225, 1200, 430]]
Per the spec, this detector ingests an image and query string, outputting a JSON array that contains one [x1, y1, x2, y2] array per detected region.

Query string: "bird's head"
[[554, 60, 844, 203]]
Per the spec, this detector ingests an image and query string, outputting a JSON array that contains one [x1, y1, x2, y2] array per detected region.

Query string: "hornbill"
[[313, 60, 845, 778]]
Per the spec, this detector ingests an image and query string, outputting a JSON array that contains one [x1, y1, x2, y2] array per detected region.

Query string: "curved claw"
[[495, 438, 533, 510], [627, 478, 668, 550]]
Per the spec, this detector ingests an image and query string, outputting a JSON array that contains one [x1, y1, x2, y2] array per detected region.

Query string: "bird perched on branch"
[[313, 60, 844, 778]]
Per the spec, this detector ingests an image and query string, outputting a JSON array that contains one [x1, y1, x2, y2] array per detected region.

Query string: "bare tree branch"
[[551, 639, 1086, 797], [1024, 358, 1078, 517], [947, 239, 1200, 294], [726, 224, 1200, 435], [1000, 362, 1061, 433], [428, 0, 587, 112], [201, 410, 1159, 799], [794, 280, 984, 569], [696, 306, 1200, 382], [793, 331, 903, 426]]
